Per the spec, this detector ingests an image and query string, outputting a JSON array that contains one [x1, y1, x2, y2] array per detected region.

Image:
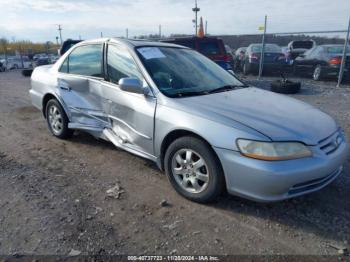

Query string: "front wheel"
[[164, 136, 225, 203], [313, 65, 322, 81], [46, 99, 73, 139]]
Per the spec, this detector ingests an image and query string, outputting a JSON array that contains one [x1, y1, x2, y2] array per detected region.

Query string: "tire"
[[21, 69, 33, 77], [270, 80, 301, 94], [313, 65, 322, 81], [164, 136, 225, 203], [45, 99, 73, 139]]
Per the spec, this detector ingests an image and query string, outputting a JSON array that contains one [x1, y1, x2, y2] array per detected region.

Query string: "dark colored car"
[[242, 44, 288, 75], [0, 59, 6, 72], [293, 45, 350, 81], [34, 57, 51, 67], [233, 47, 247, 71], [162, 37, 232, 71], [287, 40, 316, 61], [59, 39, 82, 56]]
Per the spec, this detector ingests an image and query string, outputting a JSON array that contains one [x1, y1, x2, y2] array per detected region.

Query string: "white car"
[[6, 57, 32, 70]]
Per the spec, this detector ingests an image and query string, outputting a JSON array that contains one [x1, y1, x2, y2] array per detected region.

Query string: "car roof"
[[77, 37, 187, 49]]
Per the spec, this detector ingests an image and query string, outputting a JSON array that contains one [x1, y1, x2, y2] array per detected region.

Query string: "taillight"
[[223, 54, 232, 62], [329, 57, 342, 65], [249, 53, 259, 62]]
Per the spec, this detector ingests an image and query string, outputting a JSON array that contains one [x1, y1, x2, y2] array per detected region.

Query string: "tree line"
[[0, 38, 60, 58]]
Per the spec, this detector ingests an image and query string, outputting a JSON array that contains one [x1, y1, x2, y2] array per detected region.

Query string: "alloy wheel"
[[313, 66, 321, 81], [48, 105, 63, 135], [171, 149, 209, 194]]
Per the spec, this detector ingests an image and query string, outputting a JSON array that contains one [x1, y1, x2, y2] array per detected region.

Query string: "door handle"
[[60, 86, 71, 91]]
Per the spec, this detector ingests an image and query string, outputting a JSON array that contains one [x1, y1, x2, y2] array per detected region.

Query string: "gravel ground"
[[0, 71, 350, 258]]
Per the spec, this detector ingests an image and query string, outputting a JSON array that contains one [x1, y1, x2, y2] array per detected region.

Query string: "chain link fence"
[[218, 15, 350, 87]]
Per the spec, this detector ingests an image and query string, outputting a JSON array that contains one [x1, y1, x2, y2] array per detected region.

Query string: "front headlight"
[[236, 139, 312, 161]]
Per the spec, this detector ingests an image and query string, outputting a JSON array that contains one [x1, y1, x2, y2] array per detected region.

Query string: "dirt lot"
[[0, 71, 350, 257]]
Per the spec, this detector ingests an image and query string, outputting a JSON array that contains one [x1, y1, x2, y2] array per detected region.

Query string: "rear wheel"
[[164, 136, 225, 203], [313, 65, 322, 81], [46, 99, 73, 139]]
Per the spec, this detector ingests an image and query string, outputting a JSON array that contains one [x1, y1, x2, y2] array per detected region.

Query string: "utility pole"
[[126, 28, 129, 39], [337, 16, 350, 87], [192, 0, 200, 36], [159, 25, 162, 39], [55, 36, 59, 45], [57, 24, 63, 45], [258, 15, 267, 80]]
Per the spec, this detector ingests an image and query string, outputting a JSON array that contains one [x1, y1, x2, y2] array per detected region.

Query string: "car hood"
[[173, 87, 337, 145]]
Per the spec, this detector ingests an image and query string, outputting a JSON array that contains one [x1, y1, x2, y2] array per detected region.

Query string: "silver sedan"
[[29, 38, 349, 203]]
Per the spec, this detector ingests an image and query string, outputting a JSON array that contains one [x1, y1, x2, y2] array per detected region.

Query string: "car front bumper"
[[214, 140, 349, 202]]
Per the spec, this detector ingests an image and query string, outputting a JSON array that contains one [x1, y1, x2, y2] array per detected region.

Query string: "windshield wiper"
[[208, 84, 247, 94], [171, 91, 209, 98]]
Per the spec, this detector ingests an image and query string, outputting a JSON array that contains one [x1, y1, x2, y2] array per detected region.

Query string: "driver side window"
[[107, 44, 143, 84]]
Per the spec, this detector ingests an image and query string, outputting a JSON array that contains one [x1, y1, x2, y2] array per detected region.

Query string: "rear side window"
[[107, 44, 142, 84], [59, 44, 103, 77], [198, 41, 222, 55], [292, 41, 314, 49]]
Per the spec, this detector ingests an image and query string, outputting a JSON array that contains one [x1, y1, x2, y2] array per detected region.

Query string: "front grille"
[[318, 130, 343, 155], [288, 167, 342, 195]]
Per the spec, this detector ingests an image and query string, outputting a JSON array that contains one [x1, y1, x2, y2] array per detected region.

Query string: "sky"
[[0, 0, 350, 43]]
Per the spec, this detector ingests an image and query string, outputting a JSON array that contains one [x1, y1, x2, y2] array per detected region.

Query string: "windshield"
[[326, 46, 350, 54], [251, 44, 281, 53], [136, 47, 244, 97]]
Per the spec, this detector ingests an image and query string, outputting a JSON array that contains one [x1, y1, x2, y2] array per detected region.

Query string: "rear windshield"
[[251, 44, 281, 53], [326, 46, 350, 54], [292, 41, 314, 49], [174, 41, 195, 49], [198, 41, 222, 55]]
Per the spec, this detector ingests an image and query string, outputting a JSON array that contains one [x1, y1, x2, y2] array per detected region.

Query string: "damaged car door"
[[100, 44, 156, 159], [57, 44, 108, 131]]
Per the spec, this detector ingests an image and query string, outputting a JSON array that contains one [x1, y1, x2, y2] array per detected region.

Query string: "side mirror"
[[118, 77, 144, 94]]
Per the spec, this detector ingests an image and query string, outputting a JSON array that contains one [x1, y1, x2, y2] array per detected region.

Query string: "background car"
[[293, 44, 350, 81], [225, 44, 234, 66], [242, 43, 288, 75], [33, 57, 51, 68], [233, 47, 247, 71], [163, 36, 233, 71], [6, 57, 32, 70], [59, 39, 82, 56], [287, 40, 316, 61], [0, 59, 6, 72]]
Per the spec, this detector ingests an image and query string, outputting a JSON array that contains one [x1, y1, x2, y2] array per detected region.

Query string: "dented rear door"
[[57, 43, 108, 129]]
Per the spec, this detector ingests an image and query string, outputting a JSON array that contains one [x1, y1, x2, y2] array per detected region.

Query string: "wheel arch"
[[159, 129, 224, 174], [42, 93, 69, 120]]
